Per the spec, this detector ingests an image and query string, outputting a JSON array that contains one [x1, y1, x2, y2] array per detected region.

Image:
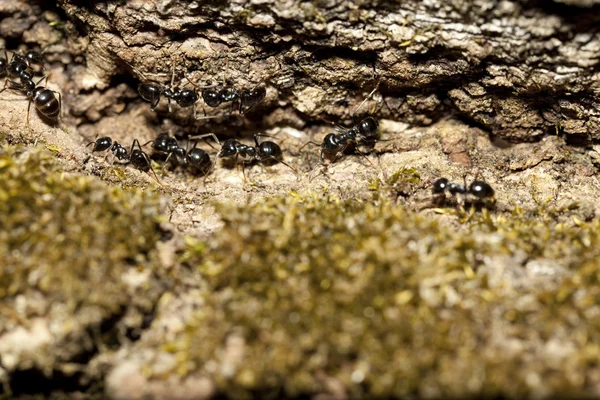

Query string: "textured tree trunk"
[[49, 0, 600, 142]]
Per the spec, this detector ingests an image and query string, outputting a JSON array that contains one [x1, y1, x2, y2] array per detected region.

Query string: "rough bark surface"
[[2, 0, 600, 399], [51, 0, 600, 142]]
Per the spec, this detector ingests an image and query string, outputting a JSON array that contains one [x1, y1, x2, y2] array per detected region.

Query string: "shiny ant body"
[[138, 82, 200, 117], [3, 49, 44, 81], [300, 80, 383, 168], [213, 134, 296, 181], [201, 84, 266, 115], [301, 116, 380, 164], [137, 59, 216, 120], [1, 74, 61, 125], [145, 132, 217, 175], [86, 136, 129, 162], [86, 136, 162, 185], [432, 177, 495, 207]]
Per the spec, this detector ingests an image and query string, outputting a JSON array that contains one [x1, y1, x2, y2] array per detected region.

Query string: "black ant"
[[201, 84, 266, 116], [138, 82, 201, 115], [1, 49, 43, 86], [137, 60, 214, 120], [300, 81, 382, 168], [211, 134, 296, 182], [300, 116, 380, 166], [86, 136, 129, 162], [145, 132, 218, 176], [1, 75, 61, 126], [86, 136, 162, 186], [6, 53, 29, 79], [432, 177, 495, 207]]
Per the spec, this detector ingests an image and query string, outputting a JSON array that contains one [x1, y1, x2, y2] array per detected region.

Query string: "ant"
[[4, 49, 44, 80], [300, 116, 380, 169], [137, 59, 214, 120], [201, 84, 266, 116], [139, 81, 201, 116], [211, 134, 296, 182], [145, 132, 218, 176], [86, 136, 129, 162], [1, 75, 61, 126], [432, 177, 495, 207], [86, 136, 162, 186], [300, 81, 382, 168]]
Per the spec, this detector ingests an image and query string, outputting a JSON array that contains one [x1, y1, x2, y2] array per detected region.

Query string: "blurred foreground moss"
[[0, 146, 166, 333], [179, 192, 600, 399]]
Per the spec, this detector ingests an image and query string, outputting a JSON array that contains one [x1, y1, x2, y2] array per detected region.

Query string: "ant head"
[[25, 50, 43, 66], [469, 180, 495, 199], [432, 178, 449, 194], [241, 86, 266, 107], [357, 117, 379, 138], [154, 133, 178, 153], [187, 148, 211, 172], [130, 149, 151, 172], [220, 139, 238, 158]]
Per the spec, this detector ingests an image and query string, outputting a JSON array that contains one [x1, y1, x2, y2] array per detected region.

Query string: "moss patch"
[[0, 145, 166, 336], [177, 192, 600, 399]]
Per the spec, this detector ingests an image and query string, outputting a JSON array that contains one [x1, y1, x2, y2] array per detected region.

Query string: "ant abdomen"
[[34, 87, 60, 118]]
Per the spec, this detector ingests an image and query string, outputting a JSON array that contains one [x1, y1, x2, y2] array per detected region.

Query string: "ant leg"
[[195, 113, 222, 121], [298, 140, 321, 152], [151, 98, 160, 111], [160, 152, 174, 174], [189, 133, 220, 148], [0, 79, 9, 95], [144, 153, 164, 187], [264, 156, 298, 175], [26, 100, 33, 130], [241, 161, 248, 185], [202, 151, 220, 185]]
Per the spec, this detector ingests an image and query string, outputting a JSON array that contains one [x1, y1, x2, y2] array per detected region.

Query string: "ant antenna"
[[352, 78, 381, 116], [354, 146, 377, 169]]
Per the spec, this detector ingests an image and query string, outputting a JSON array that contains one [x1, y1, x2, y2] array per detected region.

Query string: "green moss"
[[368, 166, 420, 201], [0, 146, 165, 328], [178, 191, 600, 399]]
